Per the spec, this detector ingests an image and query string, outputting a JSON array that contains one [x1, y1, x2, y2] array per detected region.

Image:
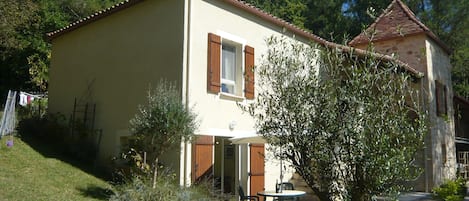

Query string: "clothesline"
[[18, 91, 46, 106]]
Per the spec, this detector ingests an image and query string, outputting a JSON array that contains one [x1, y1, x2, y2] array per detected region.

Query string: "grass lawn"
[[0, 136, 112, 201]]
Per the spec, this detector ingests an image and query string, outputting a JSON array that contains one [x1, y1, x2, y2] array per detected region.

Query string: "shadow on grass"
[[77, 185, 114, 200], [20, 134, 111, 181], [17, 117, 112, 181]]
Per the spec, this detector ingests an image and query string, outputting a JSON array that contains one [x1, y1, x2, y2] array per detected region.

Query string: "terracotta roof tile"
[[349, 0, 451, 54]]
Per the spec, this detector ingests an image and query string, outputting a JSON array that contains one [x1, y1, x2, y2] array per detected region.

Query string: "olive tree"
[[243, 36, 427, 201], [130, 80, 198, 188]]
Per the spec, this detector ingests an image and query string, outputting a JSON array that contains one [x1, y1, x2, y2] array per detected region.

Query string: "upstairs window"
[[207, 33, 255, 99], [221, 44, 238, 94], [435, 80, 447, 116]]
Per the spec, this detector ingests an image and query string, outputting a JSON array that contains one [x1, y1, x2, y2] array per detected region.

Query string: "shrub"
[[17, 98, 47, 120], [17, 112, 67, 143], [129, 80, 198, 187], [433, 178, 467, 201], [109, 173, 228, 201]]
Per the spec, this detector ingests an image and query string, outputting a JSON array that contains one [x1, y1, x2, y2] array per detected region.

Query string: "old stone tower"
[[349, 0, 456, 192]]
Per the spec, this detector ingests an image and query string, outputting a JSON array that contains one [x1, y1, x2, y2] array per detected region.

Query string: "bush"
[[129, 80, 198, 187], [17, 98, 48, 120], [433, 178, 467, 201], [17, 113, 67, 144], [109, 173, 230, 201]]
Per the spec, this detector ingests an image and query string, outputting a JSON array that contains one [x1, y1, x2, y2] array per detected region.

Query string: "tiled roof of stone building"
[[349, 0, 451, 54]]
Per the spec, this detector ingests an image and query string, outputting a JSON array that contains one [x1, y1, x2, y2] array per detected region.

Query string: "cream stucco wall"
[[49, 0, 312, 195], [186, 0, 312, 196], [48, 0, 185, 168]]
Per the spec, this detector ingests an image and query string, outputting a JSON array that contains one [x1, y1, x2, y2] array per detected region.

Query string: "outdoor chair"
[[238, 186, 259, 201], [275, 182, 298, 201]]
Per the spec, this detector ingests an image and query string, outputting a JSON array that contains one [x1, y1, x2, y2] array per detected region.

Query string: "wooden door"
[[192, 135, 214, 182], [250, 144, 265, 200]]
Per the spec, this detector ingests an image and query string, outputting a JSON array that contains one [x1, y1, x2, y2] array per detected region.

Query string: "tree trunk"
[[152, 157, 159, 188]]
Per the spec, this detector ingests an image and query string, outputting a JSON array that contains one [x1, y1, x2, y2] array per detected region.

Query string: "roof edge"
[[46, 0, 144, 40], [337, 45, 424, 78], [46, 0, 423, 77], [225, 0, 422, 77], [349, 0, 451, 55], [222, 0, 331, 46]]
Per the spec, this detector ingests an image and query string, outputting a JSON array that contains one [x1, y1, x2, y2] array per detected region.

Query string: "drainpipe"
[[181, 0, 192, 187]]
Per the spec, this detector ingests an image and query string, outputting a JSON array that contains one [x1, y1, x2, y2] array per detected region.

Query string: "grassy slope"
[[0, 136, 111, 201]]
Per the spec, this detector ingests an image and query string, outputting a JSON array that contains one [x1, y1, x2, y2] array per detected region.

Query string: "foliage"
[[0, 0, 121, 100], [0, 136, 112, 201], [109, 174, 224, 201], [17, 97, 48, 120], [129, 80, 198, 187], [243, 36, 428, 201], [246, 0, 308, 29], [433, 178, 467, 201], [247, 0, 469, 98], [28, 52, 50, 91], [118, 148, 152, 177]]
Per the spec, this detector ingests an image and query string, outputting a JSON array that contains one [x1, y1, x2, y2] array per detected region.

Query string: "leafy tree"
[[129, 81, 198, 188], [0, 0, 120, 100], [303, 0, 354, 42], [245, 0, 308, 29], [243, 36, 428, 200]]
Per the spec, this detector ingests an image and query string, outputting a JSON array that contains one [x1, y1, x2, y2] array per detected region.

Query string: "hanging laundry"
[[19, 91, 42, 107], [27, 95, 35, 104], [19, 92, 28, 106]]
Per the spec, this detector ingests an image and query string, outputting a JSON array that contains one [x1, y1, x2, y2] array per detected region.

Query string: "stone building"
[[350, 0, 457, 192]]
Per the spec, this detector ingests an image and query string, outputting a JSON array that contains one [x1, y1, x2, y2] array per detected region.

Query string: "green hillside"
[[0, 136, 112, 201]]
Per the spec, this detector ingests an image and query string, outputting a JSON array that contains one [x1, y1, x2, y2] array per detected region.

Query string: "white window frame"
[[217, 31, 246, 97], [221, 44, 237, 94]]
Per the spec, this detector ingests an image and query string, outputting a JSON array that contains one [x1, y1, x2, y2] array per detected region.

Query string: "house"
[[47, 0, 458, 198], [349, 0, 456, 192], [47, 0, 320, 198]]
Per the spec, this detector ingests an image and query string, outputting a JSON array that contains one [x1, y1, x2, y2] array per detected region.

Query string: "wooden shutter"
[[192, 135, 214, 182], [249, 144, 264, 199], [244, 45, 255, 99], [207, 33, 221, 93]]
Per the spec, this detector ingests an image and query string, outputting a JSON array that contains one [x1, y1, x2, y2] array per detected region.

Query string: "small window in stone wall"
[[442, 143, 447, 164], [435, 80, 447, 117]]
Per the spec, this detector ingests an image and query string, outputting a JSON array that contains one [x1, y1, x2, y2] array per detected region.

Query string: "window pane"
[[221, 83, 235, 94], [222, 45, 236, 81]]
